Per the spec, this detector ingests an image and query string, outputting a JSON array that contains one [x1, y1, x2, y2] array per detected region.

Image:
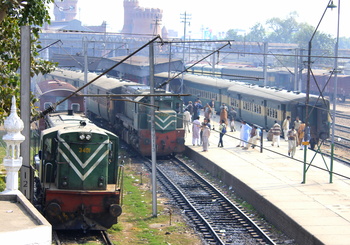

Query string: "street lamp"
[[330, 0, 340, 183], [303, 0, 338, 184], [305, 0, 336, 127]]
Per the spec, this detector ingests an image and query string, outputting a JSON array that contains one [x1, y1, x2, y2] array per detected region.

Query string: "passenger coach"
[[154, 72, 330, 148]]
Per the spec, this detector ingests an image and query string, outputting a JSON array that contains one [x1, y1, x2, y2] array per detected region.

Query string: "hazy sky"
[[51, 0, 348, 38]]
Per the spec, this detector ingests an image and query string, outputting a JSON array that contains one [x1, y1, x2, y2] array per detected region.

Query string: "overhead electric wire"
[[31, 35, 163, 123]]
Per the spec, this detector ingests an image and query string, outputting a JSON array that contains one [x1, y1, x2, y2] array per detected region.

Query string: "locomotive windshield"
[[157, 100, 172, 110]]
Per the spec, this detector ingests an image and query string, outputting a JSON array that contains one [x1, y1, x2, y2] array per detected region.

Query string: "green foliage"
[[0, 0, 55, 123], [225, 12, 339, 52], [0, 177, 5, 192], [110, 170, 199, 245]]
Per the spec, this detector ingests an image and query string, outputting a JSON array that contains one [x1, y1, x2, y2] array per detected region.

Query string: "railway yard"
[[47, 100, 350, 244], [2, 100, 350, 244]]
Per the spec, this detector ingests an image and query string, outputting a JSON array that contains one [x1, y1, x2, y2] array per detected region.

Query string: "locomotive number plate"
[[79, 147, 91, 153], [157, 113, 168, 117]]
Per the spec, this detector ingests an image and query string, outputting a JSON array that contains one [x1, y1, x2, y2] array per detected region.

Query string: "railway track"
[[336, 111, 350, 120], [144, 156, 277, 244], [52, 230, 113, 245]]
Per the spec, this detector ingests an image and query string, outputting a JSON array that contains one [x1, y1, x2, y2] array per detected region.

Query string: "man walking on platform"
[[218, 120, 226, 147], [294, 116, 301, 132], [183, 109, 191, 133], [287, 126, 298, 158], [210, 98, 216, 119], [241, 121, 252, 150], [271, 120, 281, 147], [220, 103, 228, 125], [192, 116, 201, 146], [282, 116, 291, 141], [228, 107, 237, 132]]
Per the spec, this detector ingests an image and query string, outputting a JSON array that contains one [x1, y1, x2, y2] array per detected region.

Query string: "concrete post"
[[1, 96, 25, 194]]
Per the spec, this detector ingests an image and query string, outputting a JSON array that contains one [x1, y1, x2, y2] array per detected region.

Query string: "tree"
[[265, 12, 299, 43], [0, 0, 55, 123], [245, 23, 266, 42], [225, 29, 245, 42]]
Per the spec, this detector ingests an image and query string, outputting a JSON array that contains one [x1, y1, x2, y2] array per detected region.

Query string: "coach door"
[[296, 105, 304, 122], [264, 100, 268, 128], [281, 104, 286, 123], [237, 94, 242, 120]]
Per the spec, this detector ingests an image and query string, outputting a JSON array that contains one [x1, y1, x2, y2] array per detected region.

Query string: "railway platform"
[[183, 116, 350, 245], [0, 192, 51, 245]]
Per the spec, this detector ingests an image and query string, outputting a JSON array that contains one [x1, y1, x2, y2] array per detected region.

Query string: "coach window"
[[71, 103, 80, 112]]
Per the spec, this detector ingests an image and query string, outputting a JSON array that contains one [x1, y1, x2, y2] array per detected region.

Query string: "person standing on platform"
[[186, 101, 193, 116], [204, 103, 212, 119], [183, 109, 191, 133], [220, 103, 228, 125], [201, 123, 211, 152], [210, 98, 216, 119], [193, 101, 203, 121], [228, 107, 237, 132], [287, 126, 298, 158], [271, 120, 282, 147], [247, 125, 259, 149], [218, 119, 226, 147], [236, 121, 244, 147], [301, 124, 311, 150], [241, 121, 252, 150], [298, 122, 306, 149], [282, 116, 291, 141], [293, 116, 301, 133], [192, 116, 201, 146]]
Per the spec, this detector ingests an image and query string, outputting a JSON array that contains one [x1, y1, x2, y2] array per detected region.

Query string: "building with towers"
[[122, 0, 164, 36]]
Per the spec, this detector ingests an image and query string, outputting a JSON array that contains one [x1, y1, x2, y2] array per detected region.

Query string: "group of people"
[[191, 116, 211, 152], [184, 100, 311, 158], [185, 99, 237, 152], [281, 116, 310, 158]]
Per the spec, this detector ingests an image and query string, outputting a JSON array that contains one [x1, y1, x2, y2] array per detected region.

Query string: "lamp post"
[[330, 0, 340, 183], [303, 0, 337, 183]]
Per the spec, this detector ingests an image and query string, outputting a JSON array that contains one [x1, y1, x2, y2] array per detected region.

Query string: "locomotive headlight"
[[79, 133, 85, 140], [85, 134, 92, 141]]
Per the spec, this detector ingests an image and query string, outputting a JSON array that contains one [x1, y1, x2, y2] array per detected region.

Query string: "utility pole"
[[149, 42, 157, 217], [180, 12, 191, 93], [263, 42, 268, 86], [20, 26, 32, 201]]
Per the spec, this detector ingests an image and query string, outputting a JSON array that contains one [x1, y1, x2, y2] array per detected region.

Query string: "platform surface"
[[0, 192, 52, 245], [184, 115, 350, 245]]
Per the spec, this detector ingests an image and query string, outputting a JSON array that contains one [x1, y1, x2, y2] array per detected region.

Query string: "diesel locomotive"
[[34, 111, 122, 230], [44, 69, 185, 156], [154, 72, 330, 148]]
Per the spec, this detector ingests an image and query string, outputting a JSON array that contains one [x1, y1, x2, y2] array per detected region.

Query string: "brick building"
[[122, 0, 164, 36]]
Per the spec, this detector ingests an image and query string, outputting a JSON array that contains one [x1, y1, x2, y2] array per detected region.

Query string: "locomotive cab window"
[[44, 102, 53, 110], [158, 101, 172, 110], [43, 137, 53, 161], [71, 103, 80, 112]]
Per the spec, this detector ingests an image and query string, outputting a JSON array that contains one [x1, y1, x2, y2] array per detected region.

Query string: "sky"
[[50, 0, 348, 38]]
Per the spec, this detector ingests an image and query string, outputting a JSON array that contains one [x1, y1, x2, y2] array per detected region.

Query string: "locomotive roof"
[[36, 79, 81, 96], [42, 112, 117, 137], [50, 68, 140, 91], [155, 72, 237, 89]]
